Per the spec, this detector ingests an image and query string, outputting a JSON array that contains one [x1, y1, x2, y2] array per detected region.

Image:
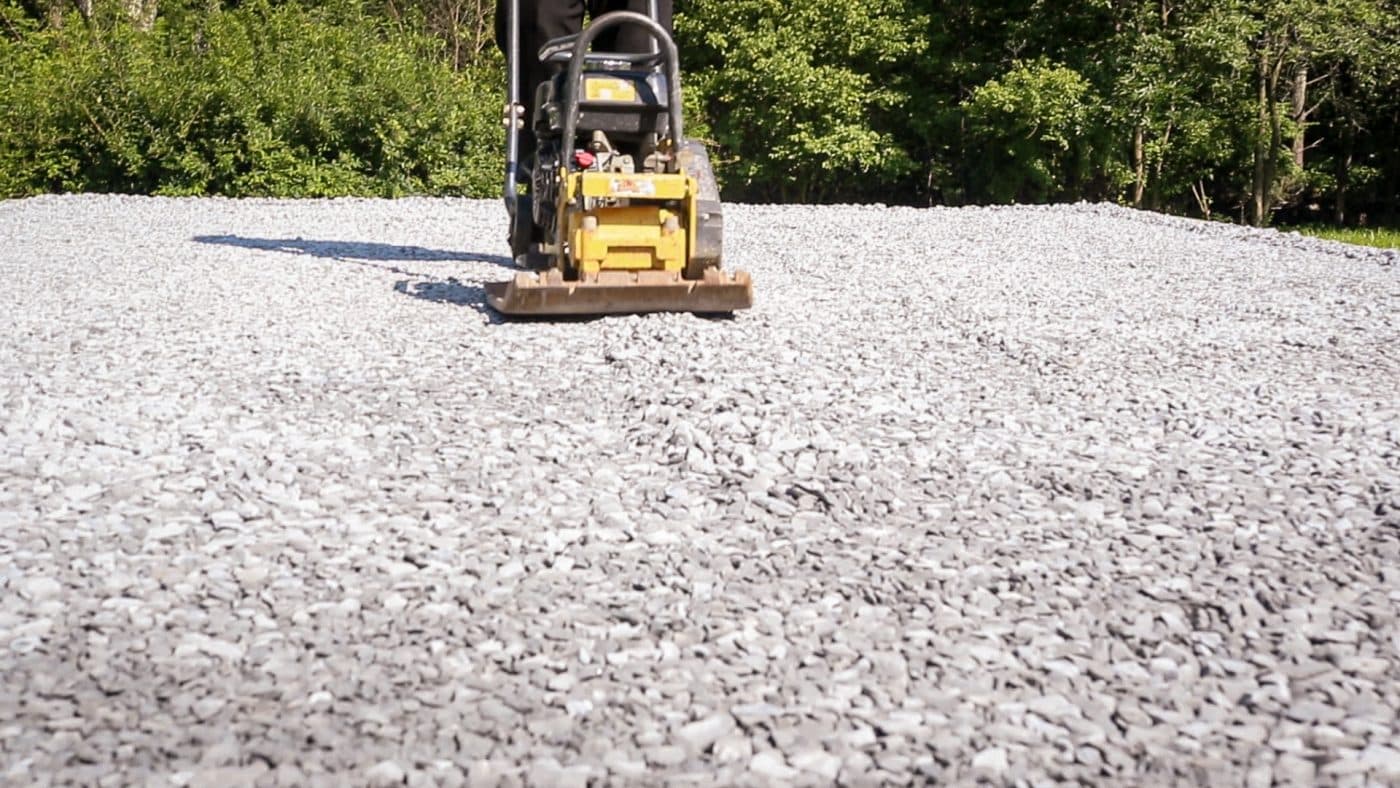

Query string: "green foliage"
[[1097, 3, 1242, 211], [675, 0, 925, 202], [2, 0, 1397, 224], [1287, 224, 1400, 249], [0, 0, 501, 197], [0, 0, 40, 36], [961, 59, 1112, 203]]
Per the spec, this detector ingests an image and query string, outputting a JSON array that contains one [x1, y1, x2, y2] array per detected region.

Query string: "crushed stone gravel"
[[1, 194, 1398, 786]]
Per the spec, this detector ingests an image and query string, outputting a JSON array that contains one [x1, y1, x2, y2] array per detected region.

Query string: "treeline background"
[[2, 0, 1397, 226]]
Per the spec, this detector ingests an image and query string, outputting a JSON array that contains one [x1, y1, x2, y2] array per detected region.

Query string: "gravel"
[[2, 194, 1398, 786]]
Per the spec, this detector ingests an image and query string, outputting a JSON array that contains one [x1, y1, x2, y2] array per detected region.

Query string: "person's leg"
[[496, 0, 586, 151], [588, 0, 671, 54]]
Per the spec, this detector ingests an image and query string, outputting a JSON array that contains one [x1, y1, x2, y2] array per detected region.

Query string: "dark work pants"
[[496, 0, 673, 158]]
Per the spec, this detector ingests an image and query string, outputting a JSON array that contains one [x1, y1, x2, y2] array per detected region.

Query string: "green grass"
[[1286, 225, 1400, 249]]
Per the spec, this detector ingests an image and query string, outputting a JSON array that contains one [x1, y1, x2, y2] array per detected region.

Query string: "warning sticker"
[[609, 178, 656, 197], [585, 77, 639, 102]]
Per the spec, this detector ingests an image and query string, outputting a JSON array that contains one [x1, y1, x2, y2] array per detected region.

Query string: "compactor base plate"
[[486, 268, 752, 316]]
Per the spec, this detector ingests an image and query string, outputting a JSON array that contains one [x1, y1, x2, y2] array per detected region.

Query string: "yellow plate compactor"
[[486, 4, 752, 316]]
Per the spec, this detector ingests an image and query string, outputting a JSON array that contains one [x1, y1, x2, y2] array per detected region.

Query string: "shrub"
[[961, 59, 1109, 204], [0, 0, 502, 197], [676, 0, 925, 203]]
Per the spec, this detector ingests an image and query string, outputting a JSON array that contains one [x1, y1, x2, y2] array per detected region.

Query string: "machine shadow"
[[195, 234, 521, 321], [392, 278, 512, 324], [194, 234, 724, 323]]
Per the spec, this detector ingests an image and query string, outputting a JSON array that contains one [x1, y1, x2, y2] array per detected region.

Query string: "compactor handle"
[[559, 11, 684, 172], [503, 0, 523, 213], [646, 0, 659, 52]]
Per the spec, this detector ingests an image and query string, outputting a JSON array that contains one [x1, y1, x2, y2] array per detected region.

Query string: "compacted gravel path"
[[1, 195, 1398, 787]]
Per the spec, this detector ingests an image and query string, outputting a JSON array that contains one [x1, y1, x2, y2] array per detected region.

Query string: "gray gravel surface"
[[2, 195, 1398, 787]]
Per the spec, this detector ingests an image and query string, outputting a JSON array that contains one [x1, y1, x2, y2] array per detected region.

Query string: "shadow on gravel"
[[393, 278, 507, 324], [193, 235, 513, 276], [196, 234, 520, 322], [195, 235, 733, 324], [393, 279, 611, 324]]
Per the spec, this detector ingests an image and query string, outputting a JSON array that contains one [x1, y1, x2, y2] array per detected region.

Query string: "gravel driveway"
[[2, 195, 1398, 786]]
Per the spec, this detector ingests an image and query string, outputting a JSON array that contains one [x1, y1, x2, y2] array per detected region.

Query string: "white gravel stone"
[[675, 713, 734, 754], [1361, 745, 1400, 778], [749, 751, 799, 781], [2, 196, 1397, 785], [972, 747, 1009, 777], [366, 760, 406, 787], [789, 749, 843, 781]]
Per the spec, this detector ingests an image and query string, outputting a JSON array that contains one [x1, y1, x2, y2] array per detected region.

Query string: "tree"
[[1287, 0, 1397, 224], [675, 0, 926, 202], [1213, 0, 1394, 224], [385, 0, 493, 70], [961, 58, 1109, 203]]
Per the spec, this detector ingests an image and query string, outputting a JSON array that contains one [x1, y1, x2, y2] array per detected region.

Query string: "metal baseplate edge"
[[486, 269, 753, 316]]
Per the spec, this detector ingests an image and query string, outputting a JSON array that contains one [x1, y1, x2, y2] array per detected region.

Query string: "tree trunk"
[[1151, 120, 1173, 210], [1132, 124, 1145, 208], [1334, 123, 1352, 225], [1251, 42, 1284, 227], [1265, 73, 1281, 225], [1251, 49, 1270, 226], [123, 0, 157, 29], [1191, 179, 1212, 220], [1291, 63, 1308, 169]]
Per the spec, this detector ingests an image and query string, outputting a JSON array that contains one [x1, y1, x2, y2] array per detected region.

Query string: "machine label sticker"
[[586, 78, 639, 102], [610, 178, 656, 197]]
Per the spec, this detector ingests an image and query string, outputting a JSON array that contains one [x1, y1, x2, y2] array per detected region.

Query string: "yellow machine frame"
[[560, 169, 699, 278]]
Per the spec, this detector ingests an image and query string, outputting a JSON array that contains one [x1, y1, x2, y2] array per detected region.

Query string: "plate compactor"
[[485, 2, 753, 316]]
